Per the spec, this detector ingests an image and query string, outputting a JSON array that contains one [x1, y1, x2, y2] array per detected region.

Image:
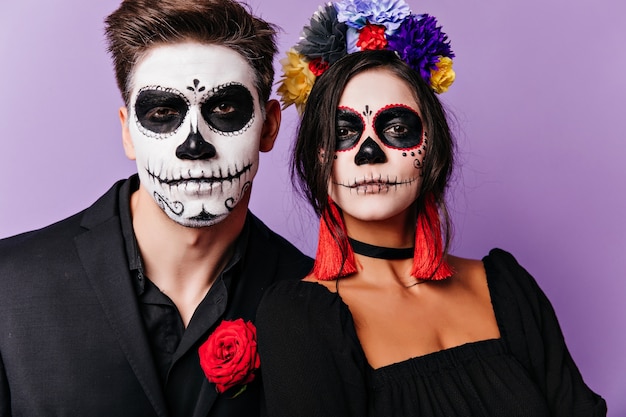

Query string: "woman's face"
[[328, 68, 427, 223]]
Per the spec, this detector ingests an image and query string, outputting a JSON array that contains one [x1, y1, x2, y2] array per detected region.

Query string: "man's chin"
[[168, 210, 230, 228]]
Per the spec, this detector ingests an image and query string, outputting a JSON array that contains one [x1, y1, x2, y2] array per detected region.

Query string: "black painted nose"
[[176, 131, 216, 160], [354, 137, 387, 166]]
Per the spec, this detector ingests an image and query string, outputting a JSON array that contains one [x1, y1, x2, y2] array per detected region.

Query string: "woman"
[[256, 1, 607, 416]]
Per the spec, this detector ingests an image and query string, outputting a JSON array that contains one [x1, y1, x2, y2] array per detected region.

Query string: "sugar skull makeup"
[[126, 42, 264, 227], [336, 104, 424, 152], [329, 68, 427, 222]]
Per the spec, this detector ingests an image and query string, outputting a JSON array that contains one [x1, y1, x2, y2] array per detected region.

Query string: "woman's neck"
[[342, 208, 416, 248]]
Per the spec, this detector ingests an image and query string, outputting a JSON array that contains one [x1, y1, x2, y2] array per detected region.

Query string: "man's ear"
[[119, 107, 136, 161], [259, 99, 281, 153]]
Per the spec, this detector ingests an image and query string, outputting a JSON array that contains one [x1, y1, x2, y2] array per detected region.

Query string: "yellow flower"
[[430, 56, 455, 94], [277, 49, 316, 114]]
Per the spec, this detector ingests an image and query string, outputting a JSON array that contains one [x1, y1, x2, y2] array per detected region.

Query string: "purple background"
[[1, 0, 624, 413]]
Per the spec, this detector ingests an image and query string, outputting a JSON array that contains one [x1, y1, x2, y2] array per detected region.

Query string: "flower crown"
[[277, 0, 456, 114]]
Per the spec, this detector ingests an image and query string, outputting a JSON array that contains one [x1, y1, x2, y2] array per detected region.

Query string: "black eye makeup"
[[373, 105, 424, 149], [335, 107, 365, 151], [135, 88, 189, 135], [200, 83, 254, 133]]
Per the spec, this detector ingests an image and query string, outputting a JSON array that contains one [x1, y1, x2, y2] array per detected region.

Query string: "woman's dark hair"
[[292, 49, 455, 269], [104, 0, 278, 106]]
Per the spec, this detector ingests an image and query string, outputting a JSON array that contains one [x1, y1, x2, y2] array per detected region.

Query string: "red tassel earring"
[[312, 198, 357, 281], [410, 194, 454, 280]]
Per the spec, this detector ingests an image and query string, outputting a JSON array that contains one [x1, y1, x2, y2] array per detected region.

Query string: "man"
[[0, 0, 312, 416]]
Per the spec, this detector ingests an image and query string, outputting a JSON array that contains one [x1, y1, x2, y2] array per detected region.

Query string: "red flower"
[[198, 319, 260, 394], [357, 24, 388, 51], [308, 58, 330, 77]]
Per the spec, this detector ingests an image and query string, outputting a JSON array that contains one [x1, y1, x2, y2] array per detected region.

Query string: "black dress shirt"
[[119, 176, 249, 416]]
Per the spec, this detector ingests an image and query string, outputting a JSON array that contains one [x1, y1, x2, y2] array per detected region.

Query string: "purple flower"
[[336, 0, 411, 34], [387, 14, 455, 82], [296, 4, 348, 64]]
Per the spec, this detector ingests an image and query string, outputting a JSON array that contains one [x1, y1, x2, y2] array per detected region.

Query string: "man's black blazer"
[[0, 177, 312, 416]]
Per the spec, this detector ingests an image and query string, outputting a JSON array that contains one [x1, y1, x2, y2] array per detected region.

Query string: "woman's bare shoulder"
[[446, 254, 487, 288], [302, 274, 338, 293]]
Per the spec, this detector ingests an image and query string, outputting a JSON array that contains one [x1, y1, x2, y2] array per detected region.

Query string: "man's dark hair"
[[105, 0, 278, 106]]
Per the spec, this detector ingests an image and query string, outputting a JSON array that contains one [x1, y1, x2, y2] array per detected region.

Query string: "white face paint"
[[329, 68, 427, 222], [127, 42, 263, 227]]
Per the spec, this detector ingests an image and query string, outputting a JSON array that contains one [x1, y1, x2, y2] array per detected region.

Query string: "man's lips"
[[149, 163, 252, 186]]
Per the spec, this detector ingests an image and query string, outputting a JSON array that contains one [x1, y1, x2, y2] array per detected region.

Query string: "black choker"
[[348, 237, 414, 260]]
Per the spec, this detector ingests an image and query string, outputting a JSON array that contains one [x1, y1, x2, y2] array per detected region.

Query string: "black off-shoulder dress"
[[256, 249, 607, 417]]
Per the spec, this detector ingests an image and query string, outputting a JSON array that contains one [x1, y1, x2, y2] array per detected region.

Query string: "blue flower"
[[346, 27, 360, 53], [335, 0, 411, 34], [387, 14, 454, 82]]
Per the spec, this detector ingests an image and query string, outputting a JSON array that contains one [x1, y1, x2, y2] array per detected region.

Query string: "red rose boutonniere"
[[198, 318, 260, 396]]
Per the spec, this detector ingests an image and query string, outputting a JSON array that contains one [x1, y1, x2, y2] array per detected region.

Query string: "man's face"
[[125, 42, 264, 227], [329, 68, 427, 223]]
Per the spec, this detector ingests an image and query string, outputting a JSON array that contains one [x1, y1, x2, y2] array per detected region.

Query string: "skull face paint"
[[127, 42, 264, 227], [336, 104, 424, 152], [329, 68, 428, 223]]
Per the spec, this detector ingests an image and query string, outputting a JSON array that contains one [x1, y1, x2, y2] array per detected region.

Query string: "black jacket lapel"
[[75, 182, 169, 417]]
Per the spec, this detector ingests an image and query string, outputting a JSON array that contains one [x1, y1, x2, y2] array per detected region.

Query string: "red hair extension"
[[312, 199, 357, 280], [410, 194, 454, 279]]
